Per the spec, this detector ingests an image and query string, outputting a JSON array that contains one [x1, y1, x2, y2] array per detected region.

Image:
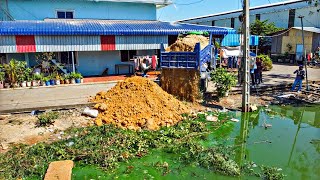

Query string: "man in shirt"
[[291, 65, 305, 92], [140, 58, 151, 77]]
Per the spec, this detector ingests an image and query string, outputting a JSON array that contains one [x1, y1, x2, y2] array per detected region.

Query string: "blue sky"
[[157, 0, 285, 22]]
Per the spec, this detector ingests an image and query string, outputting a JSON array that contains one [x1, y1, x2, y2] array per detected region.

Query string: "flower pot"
[[70, 79, 75, 84], [65, 79, 70, 84], [80, 78, 84, 83], [45, 81, 51, 86], [32, 80, 38, 87], [39, 81, 44, 86], [50, 79, 55, 85], [13, 82, 19, 88], [4, 83, 10, 88], [26, 81, 32, 87], [75, 78, 81, 84], [21, 81, 27, 87], [60, 80, 65, 84], [0, 81, 3, 89], [55, 79, 61, 85]]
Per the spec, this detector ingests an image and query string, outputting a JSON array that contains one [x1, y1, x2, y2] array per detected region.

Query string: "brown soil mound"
[[92, 76, 189, 130], [166, 35, 209, 52]]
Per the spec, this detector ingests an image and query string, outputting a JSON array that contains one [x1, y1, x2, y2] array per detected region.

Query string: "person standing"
[[255, 57, 263, 84], [250, 57, 257, 85], [291, 65, 305, 92]]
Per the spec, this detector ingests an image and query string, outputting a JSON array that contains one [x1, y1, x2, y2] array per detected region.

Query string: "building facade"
[[177, 0, 320, 31], [0, 0, 236, 76]]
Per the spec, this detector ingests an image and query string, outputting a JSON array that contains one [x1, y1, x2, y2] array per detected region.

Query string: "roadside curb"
[[0, 102, 95, 114]]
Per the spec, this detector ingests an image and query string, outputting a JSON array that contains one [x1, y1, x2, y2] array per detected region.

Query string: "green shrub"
[[210, 68, 237, 97], [258, 55, 273, 71], [36, 111, 59, 127]]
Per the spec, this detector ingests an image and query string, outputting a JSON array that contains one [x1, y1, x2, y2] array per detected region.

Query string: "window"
[[57, 11, 74, 19], [256, 14, 261, 21], [212, 20, 215, 26], [288, 9, 295, 28], [120, 50, 137, 62], [231, 18, 235, 28]]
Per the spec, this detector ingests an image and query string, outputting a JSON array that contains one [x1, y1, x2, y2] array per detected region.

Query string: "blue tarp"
[[0, 20, 237, 36], [221, 34, 259, 46]]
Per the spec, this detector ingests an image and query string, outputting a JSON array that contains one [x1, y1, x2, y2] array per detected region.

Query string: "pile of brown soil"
[[161, 68, 200, 102], [92, 76, 189, 130], [166, 35, 209, 52]]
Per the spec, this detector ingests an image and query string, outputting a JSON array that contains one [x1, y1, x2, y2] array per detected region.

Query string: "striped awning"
[[0, 35, 169, 53], [0, 20, 236, 36]]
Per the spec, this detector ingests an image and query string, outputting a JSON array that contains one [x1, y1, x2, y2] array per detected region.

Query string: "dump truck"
[[160, 42, 215, 92]]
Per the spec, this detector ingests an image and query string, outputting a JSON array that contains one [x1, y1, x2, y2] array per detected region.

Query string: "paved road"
[[0, 82, 116, 112], [263, 64, 320, 85], [0, 64, 319, 113]]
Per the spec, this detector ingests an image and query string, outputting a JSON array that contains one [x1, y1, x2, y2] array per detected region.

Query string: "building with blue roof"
[[0, 0, 236, 76]]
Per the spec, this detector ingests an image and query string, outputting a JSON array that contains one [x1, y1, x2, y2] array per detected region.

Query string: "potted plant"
[[74, 72, 83, 84], [3, 59, 26, 88], [55, 74, 61, 85], [64, 74, 70, 84], [18, 73, 26, 88], [70, 72, 76, 84], [60, 75, 65, 84], [49, 74, 55, 85], [0, 71, 4, 89], [43, 76, 50, 86], [210, 68, 237, 97], [32, 74, 42, 87], [39, 73, 45, 86]]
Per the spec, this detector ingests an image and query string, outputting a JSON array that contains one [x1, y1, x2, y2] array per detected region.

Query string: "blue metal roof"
[[0, 20, 236, 36]]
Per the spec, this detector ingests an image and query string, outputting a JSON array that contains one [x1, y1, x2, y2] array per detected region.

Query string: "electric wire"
[[174, 0, 205, 6]]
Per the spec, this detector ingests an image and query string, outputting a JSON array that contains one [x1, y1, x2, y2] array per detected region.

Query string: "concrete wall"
[[281, 29, 313, 54], [4, 0, 156, 20]]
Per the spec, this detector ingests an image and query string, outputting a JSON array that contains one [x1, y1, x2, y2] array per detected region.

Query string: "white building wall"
[[179, 1, 320, 32], [215, 19, 231, 28], [294, 6, 320, 27], [260, 10, 290, 28]]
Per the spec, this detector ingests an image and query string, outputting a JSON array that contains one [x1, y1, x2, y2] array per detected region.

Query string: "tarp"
[[221, 34, 259, 46]]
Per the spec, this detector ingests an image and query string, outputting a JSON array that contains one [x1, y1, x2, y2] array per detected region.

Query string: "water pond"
[[73, 105, 320, 180]]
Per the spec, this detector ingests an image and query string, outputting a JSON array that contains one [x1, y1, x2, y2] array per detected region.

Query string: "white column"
[[71, 51, 75, 73]]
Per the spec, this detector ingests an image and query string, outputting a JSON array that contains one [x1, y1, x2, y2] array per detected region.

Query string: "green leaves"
[[210, 68, 237, 97], [36, 111, 59, 127]]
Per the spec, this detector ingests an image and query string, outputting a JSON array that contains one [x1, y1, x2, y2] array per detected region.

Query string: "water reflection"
[[233, 105, 320, 179]]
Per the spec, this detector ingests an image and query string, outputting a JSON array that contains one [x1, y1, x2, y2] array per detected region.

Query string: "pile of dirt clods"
[[166, 34, 209, 52], [92, 76, 189, 130]]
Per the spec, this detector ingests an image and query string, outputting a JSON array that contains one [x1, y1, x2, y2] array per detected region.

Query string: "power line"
[[276, 0, 318, 27], [174, 0, 205, 6]]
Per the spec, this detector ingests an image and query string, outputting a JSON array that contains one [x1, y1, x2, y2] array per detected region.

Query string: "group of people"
[[250, 57, 263, 86]]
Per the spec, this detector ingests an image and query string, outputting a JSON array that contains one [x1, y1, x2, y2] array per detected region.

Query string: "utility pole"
[[298, 16, 309, 91], [242, 0, 250, 112]]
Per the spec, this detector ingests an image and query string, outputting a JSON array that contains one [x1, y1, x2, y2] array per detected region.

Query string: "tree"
[[250, 20, 284, 54], [304, 0, 319, 12]]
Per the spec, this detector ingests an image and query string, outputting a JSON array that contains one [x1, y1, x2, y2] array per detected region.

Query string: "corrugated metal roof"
[[0, 20, 236, 36], [292, 27, 320, 34]]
